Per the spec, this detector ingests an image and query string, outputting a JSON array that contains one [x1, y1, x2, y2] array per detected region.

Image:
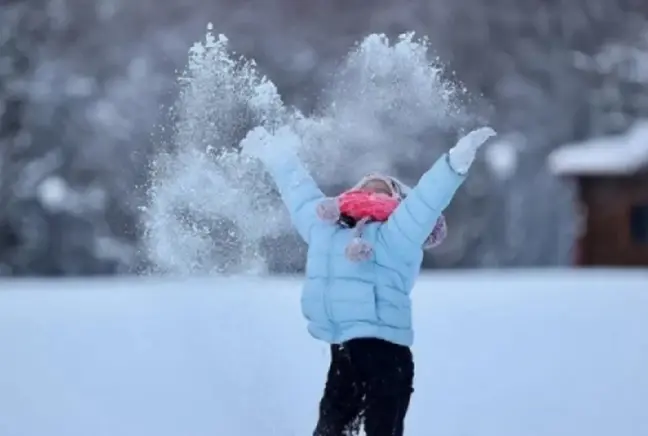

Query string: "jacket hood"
[[350, 173, 412, 200]]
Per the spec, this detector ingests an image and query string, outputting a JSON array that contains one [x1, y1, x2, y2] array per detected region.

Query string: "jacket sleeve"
[[378, 154, 466, 260], [259, 150, 325, 244]]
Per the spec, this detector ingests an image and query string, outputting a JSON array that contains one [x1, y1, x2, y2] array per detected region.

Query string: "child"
[[240, 125, 496, 436]]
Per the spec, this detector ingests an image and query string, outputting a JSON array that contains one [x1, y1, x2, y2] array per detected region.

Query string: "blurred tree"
[[1, 0, 647, 274], [0, 1, 40, 273]]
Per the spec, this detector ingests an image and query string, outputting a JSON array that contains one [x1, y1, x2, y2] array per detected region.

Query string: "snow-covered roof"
[[548, 121, 648, 176]]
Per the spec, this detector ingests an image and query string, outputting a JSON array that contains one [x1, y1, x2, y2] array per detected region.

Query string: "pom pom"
[[345, 237, 373, 262], [316, 198, 340, 223]]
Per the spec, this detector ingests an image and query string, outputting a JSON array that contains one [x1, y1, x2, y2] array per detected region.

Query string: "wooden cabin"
[[548, 122, 648, 267]]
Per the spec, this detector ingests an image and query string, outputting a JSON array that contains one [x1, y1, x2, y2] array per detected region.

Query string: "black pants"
[[313, 338, 414, 436]]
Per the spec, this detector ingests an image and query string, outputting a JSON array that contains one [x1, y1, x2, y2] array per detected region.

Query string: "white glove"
[[240, 125, 301, 164], [448, 127, 497, 175]]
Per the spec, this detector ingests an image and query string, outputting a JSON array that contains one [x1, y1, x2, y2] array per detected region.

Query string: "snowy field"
[[0, 270, 647, 436]]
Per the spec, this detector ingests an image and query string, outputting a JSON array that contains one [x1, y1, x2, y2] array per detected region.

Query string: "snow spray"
[[143, 23, 467, 275]]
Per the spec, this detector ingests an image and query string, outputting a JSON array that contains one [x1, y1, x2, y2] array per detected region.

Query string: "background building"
[[549, 122, 648, 266]]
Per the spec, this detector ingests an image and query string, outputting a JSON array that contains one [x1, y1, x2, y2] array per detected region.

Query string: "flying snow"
[[143, 24, 470, 275]]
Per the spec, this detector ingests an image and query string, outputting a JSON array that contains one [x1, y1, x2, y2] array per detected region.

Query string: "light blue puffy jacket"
[[262, 151, 466, 347]]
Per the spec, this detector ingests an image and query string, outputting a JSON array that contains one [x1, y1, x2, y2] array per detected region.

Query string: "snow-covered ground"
[[0, 270, 646, 436]]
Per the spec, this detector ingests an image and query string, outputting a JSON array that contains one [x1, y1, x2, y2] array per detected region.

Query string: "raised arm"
[[378, 127, 496, 259], [240, 126, 325, 243]]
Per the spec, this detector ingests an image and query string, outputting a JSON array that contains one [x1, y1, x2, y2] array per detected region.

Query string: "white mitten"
[[240, 126, 273, 160], [448, 127, 497, 175], [240, 125, 301, 164]]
